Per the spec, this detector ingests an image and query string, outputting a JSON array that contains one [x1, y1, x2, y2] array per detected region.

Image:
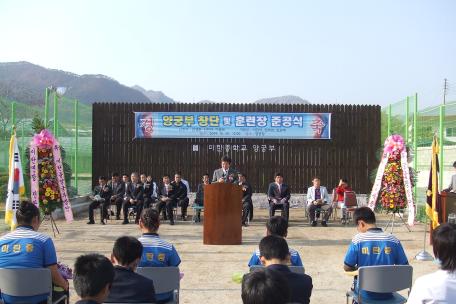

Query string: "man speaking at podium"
[[212, 155, 238, 183]]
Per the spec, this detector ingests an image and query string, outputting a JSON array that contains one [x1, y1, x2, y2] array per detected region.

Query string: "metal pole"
[[415, 216, 434, 261], [44, 87, 49, 128], [21, 121, 25, 164], [413, 93, 418, 202], [439, 104, 444, 191], [53, 92, 58, 137], [74, 99, 79, 191], [405, 96, 409, 143], [11, 101, 16, 133], [387, 104, 392, 135]]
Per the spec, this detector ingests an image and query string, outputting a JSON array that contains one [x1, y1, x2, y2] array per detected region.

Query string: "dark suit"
[[75, 301, 99, 304], [105, 266, 156, 303], [267, 264, 313, 304], [170, 181, 189, 219], [240, 181, 253, 224], [122, 182, 144, 224], [89, 184, 112, 223], [267, 182, 291, 220], [108, 180, 125, 219], [142, 181, 158, 209], [194, 183, 208, 221], [212, 167, 238, 183], [157, 183, 176, 224]]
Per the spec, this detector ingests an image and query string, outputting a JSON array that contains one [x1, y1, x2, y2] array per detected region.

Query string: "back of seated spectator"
[[242, 267, 290, 304], [138, 208, 181, 302], [343, 207, 408, 302], [259, 235, 313, 304], [105, 236, 156, 303], [0, 201, 69, 304], [248, 216, 303, 267], [73, 254, 115, 304], [407, 223, 456, 303]]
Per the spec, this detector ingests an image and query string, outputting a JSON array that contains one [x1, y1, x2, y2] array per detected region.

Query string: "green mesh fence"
[[389, 99, 408, 139], [0, 94, 92, 204], [382, 97, 456, 222]]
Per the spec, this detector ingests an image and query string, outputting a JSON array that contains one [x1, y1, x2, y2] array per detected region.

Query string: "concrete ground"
[[38, 208, 437, 304]]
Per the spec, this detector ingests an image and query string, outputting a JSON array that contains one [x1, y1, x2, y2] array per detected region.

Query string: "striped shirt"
[[248, 247, 303, 267], [0, 226, 57, 268], [138, 233, 181, 267], [0, 226, 57, 303], [344, 228, 408, 301], [138, 233, 181, 303]]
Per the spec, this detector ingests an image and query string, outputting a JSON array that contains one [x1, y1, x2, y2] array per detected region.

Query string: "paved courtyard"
[[38, 208, 437, 304]]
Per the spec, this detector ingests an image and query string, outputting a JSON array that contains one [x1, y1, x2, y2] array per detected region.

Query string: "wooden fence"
[[92, 103, 381, 194]]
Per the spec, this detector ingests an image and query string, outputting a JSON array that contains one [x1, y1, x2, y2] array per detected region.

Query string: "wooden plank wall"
[[92, 103, 381, 193]]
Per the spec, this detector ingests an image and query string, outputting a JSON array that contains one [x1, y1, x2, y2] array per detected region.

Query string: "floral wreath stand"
[[368, 135, 415, 234], [30, 129, 73, 237], [384, 209, 411, 234], [42, 213, 60, 237]]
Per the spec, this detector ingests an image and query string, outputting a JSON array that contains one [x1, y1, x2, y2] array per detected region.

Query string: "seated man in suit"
[[73, 254, 114, 304], [122, 172, 144, 225], [248, 216, 303, 267], [140, 173, 157, 209], [238, 173, 253, 226], [108, 172, 125, 220], [138, 208, 181, 303], [306, 177, 332, 227], [157, 174, 176, 225], [213, 155, 238, 183], [105, 236, 156, 303], [259, 235, 313, 304], [193, 173, 210, 222], [121, 173, 130, 201], [147, 174, 158, 204], [171, 172, 189, 221], [180, 172, 191, 204], [267, 173, 291, 220], [88, 176, 112, 225]]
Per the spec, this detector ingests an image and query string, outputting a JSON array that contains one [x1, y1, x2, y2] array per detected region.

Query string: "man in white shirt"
[[306, 177, 331, 227], [407, 223, 456, 303]]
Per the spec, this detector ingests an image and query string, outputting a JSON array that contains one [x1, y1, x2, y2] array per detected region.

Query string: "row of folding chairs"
[[250, 264, 413, 304], [0, 267, 180, 304]]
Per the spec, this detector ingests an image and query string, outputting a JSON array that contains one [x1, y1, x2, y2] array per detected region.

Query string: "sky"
[[0, 0, 455, 108]]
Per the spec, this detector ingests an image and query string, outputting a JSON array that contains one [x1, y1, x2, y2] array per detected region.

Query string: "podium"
[[203, 183, 243, 245], [440, 191, 456, 223], [430, 191, 456, 243]]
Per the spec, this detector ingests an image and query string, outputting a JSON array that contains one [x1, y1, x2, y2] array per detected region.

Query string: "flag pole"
[[415, 216, 434, 261], [416, 133, 438, 261]]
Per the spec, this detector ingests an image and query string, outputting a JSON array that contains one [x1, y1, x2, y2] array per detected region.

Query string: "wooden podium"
[[203, 183, 243, 245], [440, 191, 456, 223]]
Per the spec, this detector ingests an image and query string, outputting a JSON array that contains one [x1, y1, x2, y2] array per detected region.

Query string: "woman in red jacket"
[[335, 178, 351, 220]]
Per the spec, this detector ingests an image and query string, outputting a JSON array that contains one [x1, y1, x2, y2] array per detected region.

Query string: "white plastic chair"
[[0, 268, 67, 304], [136, 267, 180, 304], [346, 265, 413, 304]]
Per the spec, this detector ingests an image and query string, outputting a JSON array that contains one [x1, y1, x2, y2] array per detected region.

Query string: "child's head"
[[139, 207, 160, 233], [112, 236, 143, 270], [266, 216, 288, 238], [259, 235, 290, 266], [73, 254, 114, 303]]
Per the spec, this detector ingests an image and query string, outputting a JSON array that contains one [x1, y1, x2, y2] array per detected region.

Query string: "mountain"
[[0, 61, 311, 105], [0, 61, 151, 104], [131, 85, 175, 103], [254, 95, 309, 104]]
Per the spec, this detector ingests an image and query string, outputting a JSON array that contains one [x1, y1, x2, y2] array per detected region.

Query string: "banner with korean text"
[[134, 112, 331, 139]]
